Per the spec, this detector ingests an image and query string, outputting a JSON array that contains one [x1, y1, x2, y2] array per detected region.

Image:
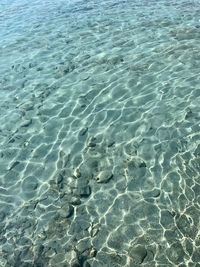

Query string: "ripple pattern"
[[0, 0, 200, 266]]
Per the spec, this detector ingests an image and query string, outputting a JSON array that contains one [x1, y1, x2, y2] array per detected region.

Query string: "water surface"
[[0, 0, 200, 266]]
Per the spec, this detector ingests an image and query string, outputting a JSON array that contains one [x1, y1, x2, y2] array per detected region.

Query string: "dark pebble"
[[88, 142, 96, 148], [57, 173, 64, 184], [108, 141, 115, 147], [80, 127, 88, 136], [29, 62, 36, 68], [37, 67, 43, 71], [139, 161, 146, 168], [9, 161, 20, 171], [8, 138, 15, 143], [185, 108, 193, 119], [75, 185, 91, 198]]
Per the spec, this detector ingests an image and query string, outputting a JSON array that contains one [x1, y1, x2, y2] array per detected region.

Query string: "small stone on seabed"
[[87, 137, 96, 147], [20, 119, 32, 127], [20, 101, 34, 111], [81, 73, 90, 81], [59, 204, 74, 218], [79, 127, 88, 136], [139, 161, 146, 168], [76, 238, 91, 253], [8, 161, 20, 170], [96, 170, 113, 183], [143, 188, 160, 198], [107, 141, 115, 147], [88, 142, 96, 148], [89, 223, 100, 237], [129, 245, 147, 264], [74, 168, 81, 178], [74, 185, 91, 197], [89, 247, 97, 257], [57, 173, 63, 184], [70, 196, 81, 205]]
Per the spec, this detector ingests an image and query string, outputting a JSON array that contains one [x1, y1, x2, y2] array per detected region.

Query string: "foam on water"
[[0, 0, 200, 266]]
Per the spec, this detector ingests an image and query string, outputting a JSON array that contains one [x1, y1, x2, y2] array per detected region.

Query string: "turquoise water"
[[0, 0, 200, 266]]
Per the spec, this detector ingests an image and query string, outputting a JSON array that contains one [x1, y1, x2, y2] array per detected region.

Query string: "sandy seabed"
[[0, 0, 200, 266]]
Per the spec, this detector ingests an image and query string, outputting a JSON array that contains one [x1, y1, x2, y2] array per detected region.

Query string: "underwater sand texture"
[[1, 0, 200, 266]]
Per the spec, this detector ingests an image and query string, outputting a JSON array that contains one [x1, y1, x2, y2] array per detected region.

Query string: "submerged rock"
[[166, 242, 185, 264], [87, 137, 97, 148], [8, 161, 20, 171], [59, 204, 74, 218], [143, 188, 160, 198], [74, 185, 91, 198], [70, 196, 81, 205], [20, 101, 34, 111], [129, 245, 147, 264], [20, 119, 32, 128], [79, 127, 88, 136], [107, 141, 115, 147], [96, 170, 113, 183]]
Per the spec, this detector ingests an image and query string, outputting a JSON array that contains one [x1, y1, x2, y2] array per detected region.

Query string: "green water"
[[0, 0, 200, 266]]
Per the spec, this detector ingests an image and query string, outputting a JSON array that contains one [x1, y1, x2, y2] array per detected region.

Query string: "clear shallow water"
[[0, 0, 200, 266]]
